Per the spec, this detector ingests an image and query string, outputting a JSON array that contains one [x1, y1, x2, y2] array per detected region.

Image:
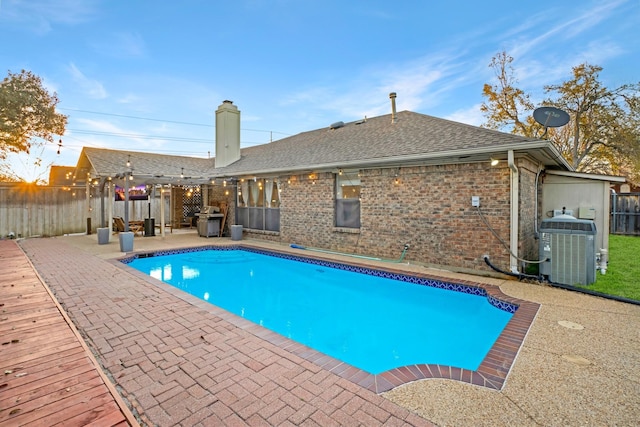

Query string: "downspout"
[[508, 150, 519, 274]]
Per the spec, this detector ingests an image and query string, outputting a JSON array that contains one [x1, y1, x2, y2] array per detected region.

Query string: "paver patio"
[[14, 236, 434, 426], [5, 231, 640, 426]]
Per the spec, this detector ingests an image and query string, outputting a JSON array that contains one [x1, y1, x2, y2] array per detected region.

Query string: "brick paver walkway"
[[19, 237, 435, 426]]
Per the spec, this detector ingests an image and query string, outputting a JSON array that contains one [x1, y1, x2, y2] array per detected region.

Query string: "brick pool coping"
[[119, 244, 540, 394]]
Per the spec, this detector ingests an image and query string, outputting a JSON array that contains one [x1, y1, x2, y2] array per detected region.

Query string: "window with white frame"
[[335, 172, 361, 228], [236, 178, 280, 231]]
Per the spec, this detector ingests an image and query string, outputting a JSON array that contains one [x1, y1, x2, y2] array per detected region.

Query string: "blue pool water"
[[127, 248, 513, 374]]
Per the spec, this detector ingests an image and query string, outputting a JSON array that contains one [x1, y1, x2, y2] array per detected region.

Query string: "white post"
[[160, 186, 166, 237], [107, 181, 114, 240], [86, 178, 91, 234]]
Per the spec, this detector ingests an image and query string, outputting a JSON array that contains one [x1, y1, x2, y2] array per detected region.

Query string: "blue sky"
[[1, 0, 638, 182]]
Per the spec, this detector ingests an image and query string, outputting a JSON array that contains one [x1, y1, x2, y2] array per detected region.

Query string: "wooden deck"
[[0, 240, 137, 426]]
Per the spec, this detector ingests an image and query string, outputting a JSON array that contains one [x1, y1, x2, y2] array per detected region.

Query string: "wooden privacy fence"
[[0, 184, 169, 239], [0, 184, 89, 238], [610, 193, 640, 235]]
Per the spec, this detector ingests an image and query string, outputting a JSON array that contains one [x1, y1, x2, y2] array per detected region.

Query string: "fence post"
[[611, 192, 617, 233]]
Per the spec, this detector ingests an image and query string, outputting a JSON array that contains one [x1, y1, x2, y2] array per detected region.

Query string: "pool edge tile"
[[116, 245, 540, 394]]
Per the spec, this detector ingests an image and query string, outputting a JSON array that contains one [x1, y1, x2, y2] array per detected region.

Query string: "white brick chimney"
[[215, 100, 241, 168]]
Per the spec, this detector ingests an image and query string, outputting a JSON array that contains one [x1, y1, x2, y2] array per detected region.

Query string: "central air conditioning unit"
[[539, 216, 597, 286]]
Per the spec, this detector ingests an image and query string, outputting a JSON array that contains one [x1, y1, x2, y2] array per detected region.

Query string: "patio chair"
[[113, 217, 144, 236], [180, 213, 197, 229]]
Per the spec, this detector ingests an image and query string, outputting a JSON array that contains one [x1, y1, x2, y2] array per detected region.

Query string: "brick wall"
[[243, 163, 525, 274], [357, 164, 512, 272], [278, 173, 341, 249]]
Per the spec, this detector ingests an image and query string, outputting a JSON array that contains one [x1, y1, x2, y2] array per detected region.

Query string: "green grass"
[[579, 234, 640, 302]]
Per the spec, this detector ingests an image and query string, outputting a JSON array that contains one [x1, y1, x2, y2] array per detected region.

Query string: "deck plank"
[[0, 240, 136, 426]]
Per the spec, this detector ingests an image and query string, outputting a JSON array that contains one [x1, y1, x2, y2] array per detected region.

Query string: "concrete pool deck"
[[10, 231, 640, 426]]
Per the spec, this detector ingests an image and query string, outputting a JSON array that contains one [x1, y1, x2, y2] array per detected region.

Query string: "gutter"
[[212, 140, 568, 179], [508, 150, 519, 274]]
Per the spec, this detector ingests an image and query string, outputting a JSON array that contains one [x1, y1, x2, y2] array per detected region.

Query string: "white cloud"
[[506, 0, 625, 59], [280, 50, 469, 123], [0, 0, 97, 34], [68, 63, 108, 99], [69, 118, 173, 153], [117, 94, 141, 105], [445, 104, 486, 127], [90, 32, 147, 58]]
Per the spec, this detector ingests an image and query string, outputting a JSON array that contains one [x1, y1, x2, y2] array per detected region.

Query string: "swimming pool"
[[125, 246, 515, 375]]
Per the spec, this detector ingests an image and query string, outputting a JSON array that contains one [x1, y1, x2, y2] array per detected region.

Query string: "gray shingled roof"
[[75, 147, 214, 185], [75, 110, 570, 185], [214, 110, 570, 176]]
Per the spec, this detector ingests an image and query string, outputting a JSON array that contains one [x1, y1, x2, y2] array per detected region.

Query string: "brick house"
[[73, 95, 623, 276]]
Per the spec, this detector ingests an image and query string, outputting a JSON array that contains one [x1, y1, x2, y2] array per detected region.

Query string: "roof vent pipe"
[[389, 92, 397, 123]]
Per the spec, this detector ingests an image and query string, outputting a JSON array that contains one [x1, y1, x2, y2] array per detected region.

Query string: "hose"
[[476, 206, 547, 264], [291, 243, 410, 263], [484, 255, 640, 306], [483, 255, 541, 281]]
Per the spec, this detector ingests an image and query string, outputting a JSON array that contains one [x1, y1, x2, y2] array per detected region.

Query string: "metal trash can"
[[144, 218, 155, 237], [97, 227, 110, 245], [231, 225, 243, 241]]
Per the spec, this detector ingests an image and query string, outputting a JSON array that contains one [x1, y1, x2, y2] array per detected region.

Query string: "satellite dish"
[[533, 107, 570, 128], [533, 106, 570, 138]]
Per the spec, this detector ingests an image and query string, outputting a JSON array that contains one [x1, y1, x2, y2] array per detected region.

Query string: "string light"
[[126, 155, 131, 168]]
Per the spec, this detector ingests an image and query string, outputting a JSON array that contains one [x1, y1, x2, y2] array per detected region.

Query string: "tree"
[[481, 52, 640, 182], [480, 52, 538, 138], [0, 70, 67, 163]]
